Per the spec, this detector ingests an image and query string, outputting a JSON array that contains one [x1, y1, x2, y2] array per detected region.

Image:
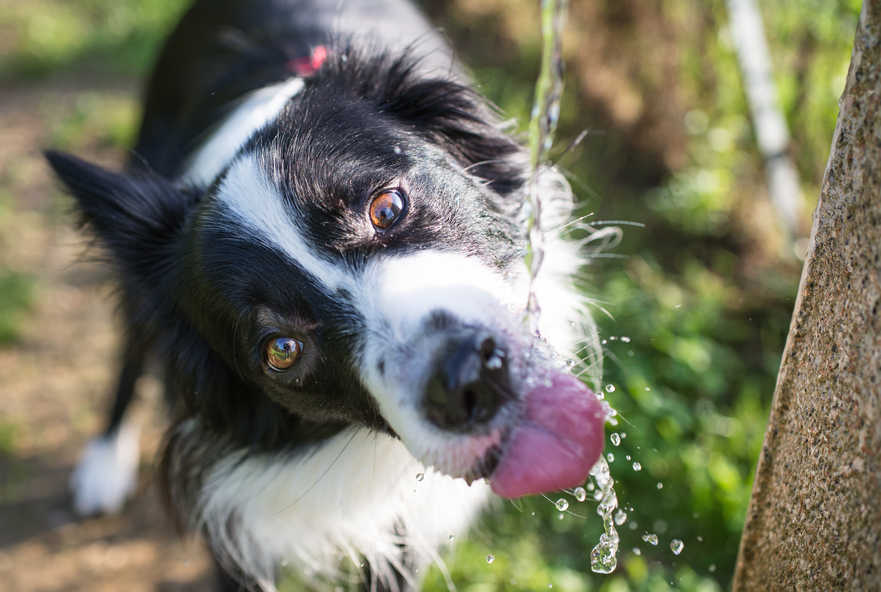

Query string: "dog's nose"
[[424, 333, 509, 431]]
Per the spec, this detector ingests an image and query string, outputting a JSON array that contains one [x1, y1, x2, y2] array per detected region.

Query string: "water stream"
[[523, 0, 622, 576]]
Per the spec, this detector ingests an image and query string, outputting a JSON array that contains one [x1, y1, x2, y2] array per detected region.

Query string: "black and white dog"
[[45, 0, 606, 589]]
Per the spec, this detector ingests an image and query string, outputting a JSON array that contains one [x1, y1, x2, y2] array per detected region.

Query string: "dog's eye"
[[264, 337, 303, 371], [369, 189, 406, 230]]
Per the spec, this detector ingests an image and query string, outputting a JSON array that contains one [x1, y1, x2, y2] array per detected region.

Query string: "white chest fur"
[[196, 427, 490, 591]]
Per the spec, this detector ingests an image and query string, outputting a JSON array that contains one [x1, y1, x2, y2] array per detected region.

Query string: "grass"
[[0, 270, 36, 345]]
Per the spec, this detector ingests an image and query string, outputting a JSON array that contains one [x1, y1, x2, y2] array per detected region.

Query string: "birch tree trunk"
[[733, 1, 881, 588]]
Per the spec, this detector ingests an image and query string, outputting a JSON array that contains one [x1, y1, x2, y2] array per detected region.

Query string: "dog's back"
[[133, 0, 455, 179]]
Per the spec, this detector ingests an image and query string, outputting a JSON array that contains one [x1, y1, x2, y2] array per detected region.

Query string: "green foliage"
[[0, 270, 35, 344], [0, 0, 188, 79]]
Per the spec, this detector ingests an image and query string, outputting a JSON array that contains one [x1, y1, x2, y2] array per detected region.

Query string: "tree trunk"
[[733, 2, 881, 589]]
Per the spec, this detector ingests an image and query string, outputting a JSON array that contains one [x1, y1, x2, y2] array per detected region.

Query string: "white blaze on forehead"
[[215, 155, 352, 293], [366, 250, 519, 339], [180, 77, 305, 186]]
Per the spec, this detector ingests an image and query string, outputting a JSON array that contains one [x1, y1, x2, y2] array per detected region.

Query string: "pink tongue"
[[490, 372, 605, 498]]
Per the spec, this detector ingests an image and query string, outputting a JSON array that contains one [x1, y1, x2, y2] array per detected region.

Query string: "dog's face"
[[47, 53, 605, 498]]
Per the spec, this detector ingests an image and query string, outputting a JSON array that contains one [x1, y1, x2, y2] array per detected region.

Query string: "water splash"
[[588, 457, 619, 574], [641, 533, 659, 546]]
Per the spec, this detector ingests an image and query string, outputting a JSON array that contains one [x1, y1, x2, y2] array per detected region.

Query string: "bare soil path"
[[0, 73, 213, 592]]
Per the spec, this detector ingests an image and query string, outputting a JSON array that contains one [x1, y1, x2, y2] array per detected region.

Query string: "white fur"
[[197, 425, 489, 591], [181, 77, 305, 186], [70, 424, 140, 516], [215, 156, 353, 293]]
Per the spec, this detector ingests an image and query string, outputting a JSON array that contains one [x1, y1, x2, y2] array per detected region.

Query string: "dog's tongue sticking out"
[[490, 372, 605, 498]]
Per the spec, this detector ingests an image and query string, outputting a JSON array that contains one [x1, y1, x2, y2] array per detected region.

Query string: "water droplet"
[[573, 486, 587, 502], [485, 354, 503, 370], [709, 564, 717, 573], [670, 539, 684, 555], [588, 457, 620, 574], [589, 535, 618, 574], [697, 536, 704, 542], [558, 512, 565, 520], [606, 452, 615, 462], [586, 482, 596, 491], [555, 498, 569, 511], [610, 433, 621, 446], [620, 432, 627, 439], [644, 386, 651, 391], [393, 146, 402, 154], [416, 472, 424, 481], [448, 534, 455, 543], [632, 462, 642, 471], [609, 335, 618, 341], [565, 359, 575, 368], [614, 509, 627, 525], [601, 339, 608, 345], [486, 554, 495, 564], [605, 384, 616, 393], [626, 455, 632, 461], [656, 482, 663, 490], [641, 533, 659, 546], [632, 547, 641, 556], [621, 336, 631, 343], [628, 521, 638, 530]]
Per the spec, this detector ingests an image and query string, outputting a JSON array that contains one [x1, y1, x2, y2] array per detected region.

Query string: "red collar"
[[287, 45, 328, 77]]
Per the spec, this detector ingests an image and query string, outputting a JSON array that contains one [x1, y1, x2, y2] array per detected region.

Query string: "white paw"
[[70, 425, 140, 516]]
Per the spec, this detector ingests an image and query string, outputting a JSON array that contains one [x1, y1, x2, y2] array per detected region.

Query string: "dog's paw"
[[70, 425, 140, 516]]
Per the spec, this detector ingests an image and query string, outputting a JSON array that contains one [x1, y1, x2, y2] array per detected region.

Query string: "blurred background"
[[0, 0, 861, 590]]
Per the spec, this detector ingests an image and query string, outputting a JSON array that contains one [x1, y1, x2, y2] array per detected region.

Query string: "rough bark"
[[733, 2, 881, 589]]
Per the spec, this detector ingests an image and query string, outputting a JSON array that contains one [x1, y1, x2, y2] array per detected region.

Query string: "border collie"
[[45, 0, 606, 589]]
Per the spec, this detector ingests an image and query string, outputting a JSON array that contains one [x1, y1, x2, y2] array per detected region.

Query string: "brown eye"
[[264, 337, 303, 371], [369, 189, 406, 230]]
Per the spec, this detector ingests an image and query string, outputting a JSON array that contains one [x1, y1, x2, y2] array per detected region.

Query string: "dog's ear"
[[45, 150, 194, 276], [381, 74, 527, 196]]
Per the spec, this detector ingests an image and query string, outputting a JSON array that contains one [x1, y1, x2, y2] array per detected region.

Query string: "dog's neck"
[[180, 77, 306, 187]]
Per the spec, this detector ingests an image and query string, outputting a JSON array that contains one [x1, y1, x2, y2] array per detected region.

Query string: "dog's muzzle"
[[424, 332, 511, 431]]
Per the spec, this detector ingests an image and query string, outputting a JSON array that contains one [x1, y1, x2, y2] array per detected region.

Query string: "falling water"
[[589, 457, 619, 574], [523, 0, 623, 577], [523, 0, 567, 330]]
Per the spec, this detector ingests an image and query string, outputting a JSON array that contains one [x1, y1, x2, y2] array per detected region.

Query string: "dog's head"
[[46, 51, 605, 498]]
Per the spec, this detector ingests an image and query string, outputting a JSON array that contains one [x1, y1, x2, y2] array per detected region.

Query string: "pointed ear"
[[45, 150, 194, 274]]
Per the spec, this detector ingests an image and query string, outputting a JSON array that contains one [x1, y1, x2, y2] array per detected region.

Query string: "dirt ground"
[[0, 74, 214, 591]]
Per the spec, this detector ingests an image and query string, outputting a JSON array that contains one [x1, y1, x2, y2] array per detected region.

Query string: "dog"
[[45, 0, 606, 589]]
